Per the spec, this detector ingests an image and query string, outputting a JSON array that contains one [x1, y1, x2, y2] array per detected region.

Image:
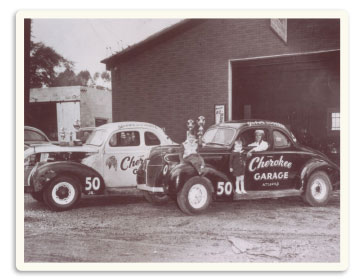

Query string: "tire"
[[303, 171, 332, 206], [143, 191, 170, 205], [177, 176, 213, 215], [43, 176, 81, 211], [30, 191, 44, 203]]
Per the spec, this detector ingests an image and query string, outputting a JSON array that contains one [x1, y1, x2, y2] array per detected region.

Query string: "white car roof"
[[96, 122, 166, 134]]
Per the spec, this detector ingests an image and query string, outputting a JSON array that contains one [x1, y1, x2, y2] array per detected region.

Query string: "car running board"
[[233, 189, 302, 200]]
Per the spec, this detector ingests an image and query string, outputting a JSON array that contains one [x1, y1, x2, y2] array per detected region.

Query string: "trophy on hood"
[[197, 116, 205, 146], [186, 119, 195, 138]]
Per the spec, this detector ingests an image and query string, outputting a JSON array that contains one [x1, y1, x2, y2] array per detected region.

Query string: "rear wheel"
[[43, 176, 81, 211], [303, 171, 332, 206], [143, 191, 170, 205], [177, 176, 213, 215]]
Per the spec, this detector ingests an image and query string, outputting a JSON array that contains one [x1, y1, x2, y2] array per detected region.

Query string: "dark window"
[[238, 128, 269, 147], [273, 130, 291, 148], [145, 132, 160, 146], [25, 130, 47, 141], [109, 131, 140, 147]]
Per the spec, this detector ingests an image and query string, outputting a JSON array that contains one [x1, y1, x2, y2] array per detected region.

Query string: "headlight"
[[162, 164, 169, 175]]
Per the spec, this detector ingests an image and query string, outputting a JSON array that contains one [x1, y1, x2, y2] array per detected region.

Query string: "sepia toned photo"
[[17, 12, 347, 270]]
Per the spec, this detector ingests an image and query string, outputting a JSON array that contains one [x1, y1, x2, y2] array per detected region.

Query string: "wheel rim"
[[52, 182, 76, 205], [310, 178, 327, 201], [188, 183, 208, 209]]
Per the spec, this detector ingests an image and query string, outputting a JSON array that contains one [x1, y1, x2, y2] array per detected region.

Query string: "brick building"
[[29, 86, 112, 141], [101, 19, 340, 146]]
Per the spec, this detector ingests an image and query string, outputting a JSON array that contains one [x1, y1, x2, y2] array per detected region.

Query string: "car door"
[[270, 129, 304, 189], [103, 129, 145, 188], [238, 127, 275, 191]]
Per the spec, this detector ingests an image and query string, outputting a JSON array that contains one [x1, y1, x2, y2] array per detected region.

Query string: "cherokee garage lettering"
[[254, 172, 288, 180], [249, 155, 292, 181], [120, 156, 144, 174]]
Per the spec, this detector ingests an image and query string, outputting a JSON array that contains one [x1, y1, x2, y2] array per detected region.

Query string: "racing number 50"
[[85, 177, 100, 191], [217, 181, 233, 195]]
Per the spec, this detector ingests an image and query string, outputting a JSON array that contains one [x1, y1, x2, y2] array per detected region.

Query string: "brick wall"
[[80, 87, 112, 127], [110, 19, 340, 143]]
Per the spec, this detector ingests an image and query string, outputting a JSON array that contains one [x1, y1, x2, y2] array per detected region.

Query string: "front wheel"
[[30, 191, 44, 203], [303, 171, 332, 206], [43, 176, 81, 211], [143, 191, 170, 205], [177, 176, 213, 215]]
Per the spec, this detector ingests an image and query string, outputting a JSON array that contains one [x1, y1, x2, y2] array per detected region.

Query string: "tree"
[[30, 41, 72, 88], [52, 69, 92, 87], [101, 71, 111, 82], [77, 70, 92, 86], [51, 68, 78, 87], [93, 72, 100, 81]]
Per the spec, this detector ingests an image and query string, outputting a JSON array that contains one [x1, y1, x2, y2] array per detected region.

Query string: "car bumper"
[[137, 184, 164, 193]]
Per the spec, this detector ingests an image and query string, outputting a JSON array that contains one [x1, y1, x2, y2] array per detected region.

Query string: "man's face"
[[255, 134, 262, 142]]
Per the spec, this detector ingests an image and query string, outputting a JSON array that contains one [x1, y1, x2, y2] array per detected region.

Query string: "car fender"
[[300, 158, 340, 190], [32, 161, 106, 195], [167, 163, 230, 194]]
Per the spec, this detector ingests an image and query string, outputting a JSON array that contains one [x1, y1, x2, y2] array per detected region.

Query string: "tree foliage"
[[77, 70, 92, 86], [52, 69, 92, 87], [30, 40, 111, 89], [101, 71, 111, 82], [93, 72, 100, 81], [30, 41, 73, 88], [51, 69, 78, 87]]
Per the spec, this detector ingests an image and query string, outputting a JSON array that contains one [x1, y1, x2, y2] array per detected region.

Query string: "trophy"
[[186, 119, 195, 138], [59, 127, 67, 146], [73, 120, 82, 145], [197, 116, 205, 146]]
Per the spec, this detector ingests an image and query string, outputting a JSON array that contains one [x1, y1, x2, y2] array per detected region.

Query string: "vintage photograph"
[[19, 13, 344, 269]]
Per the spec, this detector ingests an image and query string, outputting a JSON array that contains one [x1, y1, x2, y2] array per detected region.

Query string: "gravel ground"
[[24, 190, 340, 263]]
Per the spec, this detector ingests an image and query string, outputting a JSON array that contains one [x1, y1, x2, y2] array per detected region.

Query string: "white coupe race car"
[[24, 122, 176, 211]]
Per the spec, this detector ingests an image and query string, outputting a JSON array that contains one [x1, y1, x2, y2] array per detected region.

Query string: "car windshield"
[[202, 127, 236, 146], [85, 129, 106, 146]]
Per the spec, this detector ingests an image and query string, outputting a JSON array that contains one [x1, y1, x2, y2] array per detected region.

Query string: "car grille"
[[146, 163, 162, 187]]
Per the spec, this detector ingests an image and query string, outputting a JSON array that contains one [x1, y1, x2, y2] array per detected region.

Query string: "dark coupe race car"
[[137, 120, 340, 215]]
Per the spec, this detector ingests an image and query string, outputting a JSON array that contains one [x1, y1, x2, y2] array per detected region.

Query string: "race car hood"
[[298, 144, 339, 168], [149, 144, 181, 158], [148, 143, 231, 158], [24, 144, 99, 158]]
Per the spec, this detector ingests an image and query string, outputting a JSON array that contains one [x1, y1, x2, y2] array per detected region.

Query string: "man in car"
[[247, 129, 269, 156]]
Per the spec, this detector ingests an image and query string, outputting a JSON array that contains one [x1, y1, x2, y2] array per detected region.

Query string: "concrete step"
[[233, 189, 302, 200]]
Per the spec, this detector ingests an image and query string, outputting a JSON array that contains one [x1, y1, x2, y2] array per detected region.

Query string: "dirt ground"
[[24, 190, 340, 263]]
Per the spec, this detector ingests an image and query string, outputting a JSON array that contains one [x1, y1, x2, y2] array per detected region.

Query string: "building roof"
[[101, 19, 206, 70]]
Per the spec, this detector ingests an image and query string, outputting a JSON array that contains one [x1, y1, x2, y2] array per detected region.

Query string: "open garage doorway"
[[28, 102, 58, 140], [230, 50, 340, 154]]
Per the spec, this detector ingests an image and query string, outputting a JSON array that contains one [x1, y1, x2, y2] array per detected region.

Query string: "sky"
[[32, 19, 183, 76]]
